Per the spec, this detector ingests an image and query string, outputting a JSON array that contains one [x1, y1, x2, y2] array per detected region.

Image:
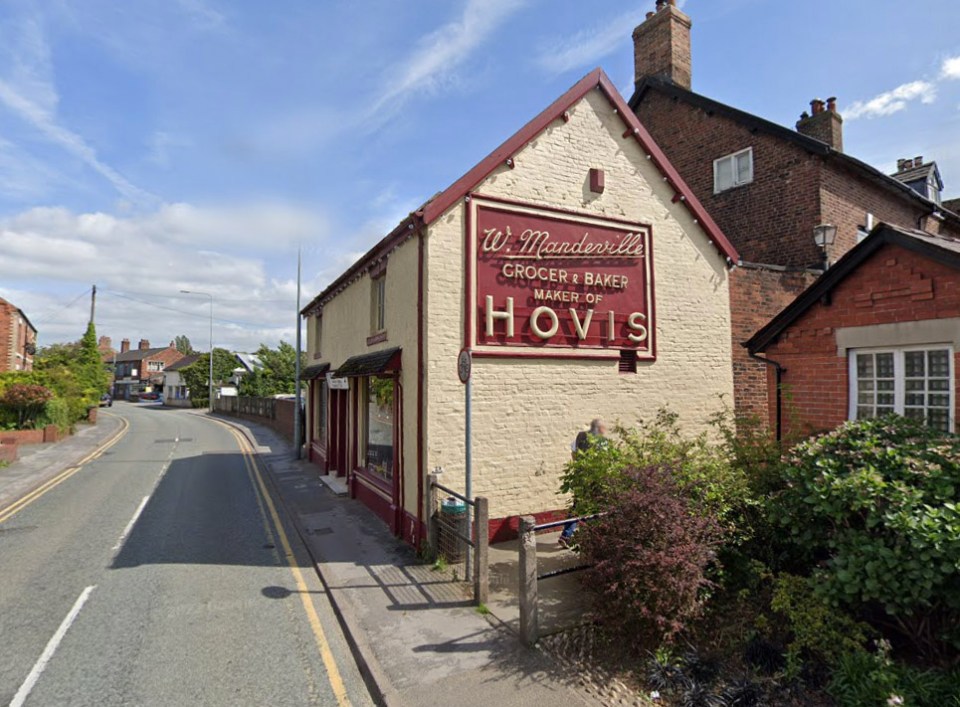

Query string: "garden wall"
[[214, 396, 297, 443]]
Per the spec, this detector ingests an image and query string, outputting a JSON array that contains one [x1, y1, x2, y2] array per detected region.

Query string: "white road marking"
[[9, 585, 96, 707], [112, 496, 150, 551]]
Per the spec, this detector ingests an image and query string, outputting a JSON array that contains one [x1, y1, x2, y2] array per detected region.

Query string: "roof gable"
[[303, 68, 739, 315], [631, 78, 958, 225], [746, 224, 960, 353]]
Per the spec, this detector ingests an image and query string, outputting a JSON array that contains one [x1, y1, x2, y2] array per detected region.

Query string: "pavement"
[[211, 412, 601, 707], [0, 410, 125, 511], [0, 402, 373, 706]]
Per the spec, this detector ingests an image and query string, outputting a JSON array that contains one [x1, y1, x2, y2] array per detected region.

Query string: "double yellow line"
[[215, 418, 351, 707], [0, 413, 130, 526]]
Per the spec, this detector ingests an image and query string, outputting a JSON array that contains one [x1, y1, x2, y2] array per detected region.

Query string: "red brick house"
[[628, 0, 960, 424], [746, 223, 960, 438], [0, 298, 37, 372], [111, 338, 183, 399]]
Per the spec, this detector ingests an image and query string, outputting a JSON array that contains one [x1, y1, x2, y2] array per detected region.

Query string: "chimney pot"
[[797, 97, 843, 151], [646, 11, 655, 19], [120, 338, 130, 353], [915, 155, 923, 167], [138, 338, 150, 351]]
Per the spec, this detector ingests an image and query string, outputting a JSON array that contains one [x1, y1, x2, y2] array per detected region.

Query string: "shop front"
[[302, 68, 739, 546]]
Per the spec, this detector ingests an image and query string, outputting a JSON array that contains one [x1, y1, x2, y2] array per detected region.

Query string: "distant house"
[[0, 298, 37, 372], [111, 339, 184, 400], [162, 354, 201, 407]]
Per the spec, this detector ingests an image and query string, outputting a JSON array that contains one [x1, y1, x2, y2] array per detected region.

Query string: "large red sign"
[[467, 197, 655, 358]]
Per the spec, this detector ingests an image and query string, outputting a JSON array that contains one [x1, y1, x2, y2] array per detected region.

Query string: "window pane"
[[857, 406, 873, 420], [930, 394, 950, 408], [929, 350, 950, 377], [365, 376, 395, 483], [905, 379, 924, 392], [905, 351, 925, 377], [857, 355, 874, 378], [736, 151, 752, 184], [930, 379, 950, 391], [877, 393, 895, 406], [876, 353, 894, 378], [877, 406, 895, 416], [715, 157, 734, 191], [929, 409, 950, 431], [905, 393, 925, 407], [904, 408, 925, 421], [877, 380, 895, 392]]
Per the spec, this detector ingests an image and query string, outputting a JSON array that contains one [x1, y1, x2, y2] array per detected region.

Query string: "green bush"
[[775, 415, 960, 661], [828, 645, 960, 707], [771, 573, 874, 672], [38, 397, 72, 433]]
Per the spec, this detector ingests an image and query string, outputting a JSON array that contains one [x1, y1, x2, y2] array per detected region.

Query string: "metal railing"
[[427, 473, 488, 606], [518, 513, 602, 646]]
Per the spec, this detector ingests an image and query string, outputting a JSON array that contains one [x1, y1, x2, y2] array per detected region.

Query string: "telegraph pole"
[[89, 284, 97, 325], [293, 247, 303, 459]]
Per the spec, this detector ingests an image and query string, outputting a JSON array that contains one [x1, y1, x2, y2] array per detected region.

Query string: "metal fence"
[[518, 513, 602, 646], [427, 473, 488, 605]]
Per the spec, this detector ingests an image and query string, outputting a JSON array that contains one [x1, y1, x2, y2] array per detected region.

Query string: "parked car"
[[99, 393, 113, 407], [139, 391, 160, 401]]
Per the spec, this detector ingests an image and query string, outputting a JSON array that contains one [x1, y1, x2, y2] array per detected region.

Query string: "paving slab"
[[0, 410, 124, 511], [208, 411, 601, 707]]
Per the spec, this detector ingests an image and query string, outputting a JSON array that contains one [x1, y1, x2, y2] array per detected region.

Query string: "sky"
[[0, 0, 958, 352]]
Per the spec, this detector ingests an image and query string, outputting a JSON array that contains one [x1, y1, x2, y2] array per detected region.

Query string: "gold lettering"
[[530, 306, 559, 339], [628, 312, 648, 343], [485, 296, 515, 338], [569, 309, 594, 340]]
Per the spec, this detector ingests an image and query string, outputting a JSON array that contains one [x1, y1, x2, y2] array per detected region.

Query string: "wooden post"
[[428, 472, 441, 554], [519, 515, 539, 647], [474, 497, 489, 605]]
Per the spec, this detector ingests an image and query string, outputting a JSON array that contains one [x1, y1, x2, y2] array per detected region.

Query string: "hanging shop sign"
[[467, 196, 655, 358]]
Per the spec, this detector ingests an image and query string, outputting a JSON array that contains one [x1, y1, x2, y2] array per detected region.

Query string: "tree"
[[33, 322, 111, 421], [174, 335, 195, 355], [181, 348, 238, 404], [238, 341, 299, 397]]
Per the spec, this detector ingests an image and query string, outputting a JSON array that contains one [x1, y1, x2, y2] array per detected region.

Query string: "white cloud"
[[537, 9, 644, 75], [943, 55, 960, 80], [844, 80, 938, 120], [0, 202, 330, 351], [371, 0, 528, 113], [0, 12, 154, 204]]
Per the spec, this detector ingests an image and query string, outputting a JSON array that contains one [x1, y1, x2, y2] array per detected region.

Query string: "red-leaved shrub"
[[577, 465, 722, 648], [1, 383, 53, 429]]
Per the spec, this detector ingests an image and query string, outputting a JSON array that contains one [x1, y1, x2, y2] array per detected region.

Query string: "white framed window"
[[713, 147, 753, 193], [147, 361, 165, 372], [849, 346, 954, 432]]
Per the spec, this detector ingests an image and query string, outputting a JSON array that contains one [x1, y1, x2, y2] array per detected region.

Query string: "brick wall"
[[139, 349, 185, 381], [215, 396, 298, 442], [634, 91, 824, 268], [762, 243, 960, 437], [730, 266, 817, 421], [0, 300, 35, 372]]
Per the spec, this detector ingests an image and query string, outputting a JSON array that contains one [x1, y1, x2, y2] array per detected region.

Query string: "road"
[[0, 403, 373, 707]]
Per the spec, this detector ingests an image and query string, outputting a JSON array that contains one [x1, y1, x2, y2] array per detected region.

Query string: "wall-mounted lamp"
[[813, 223, 837, 269]]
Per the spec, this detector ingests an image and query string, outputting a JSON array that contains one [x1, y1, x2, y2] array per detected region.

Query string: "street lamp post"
[[181, 290, 214, 412]]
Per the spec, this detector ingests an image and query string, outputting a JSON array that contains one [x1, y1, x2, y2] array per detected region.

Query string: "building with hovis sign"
[[301, 68, 740, 546]]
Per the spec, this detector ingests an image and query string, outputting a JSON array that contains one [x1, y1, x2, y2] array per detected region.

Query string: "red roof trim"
[[422, 67, 739, 263], [302, 67, 739, 316]]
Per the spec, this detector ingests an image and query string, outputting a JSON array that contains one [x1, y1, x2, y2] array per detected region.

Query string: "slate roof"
[[113, 347, 174, 363], [164, 354, 201, 372], [892, 162, 940, 187], [746, 223, 960, 353], [629, 77, 960, 225], [333, 347, 401, 378]]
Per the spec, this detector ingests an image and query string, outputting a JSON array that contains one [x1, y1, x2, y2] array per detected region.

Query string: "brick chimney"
[[138, 339, 150, 351], [796, 96, 843, 151], [633, 0, 692, 89], [98, 335, 112, 350], [120, 338, 130, 353]]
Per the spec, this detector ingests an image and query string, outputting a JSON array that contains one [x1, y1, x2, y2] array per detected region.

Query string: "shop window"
[[371, 275, 386, 333], [849, 347, 954, 432], [316, 380, 328, 439], [364, 376, 395, 482], [713, 147, 753, 193]]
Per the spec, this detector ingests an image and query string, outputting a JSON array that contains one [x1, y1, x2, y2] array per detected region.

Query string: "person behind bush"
[[559, 418, 607, 548]]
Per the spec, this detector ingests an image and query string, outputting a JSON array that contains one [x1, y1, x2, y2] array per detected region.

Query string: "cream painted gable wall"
[[424, 89, 733, 519]]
